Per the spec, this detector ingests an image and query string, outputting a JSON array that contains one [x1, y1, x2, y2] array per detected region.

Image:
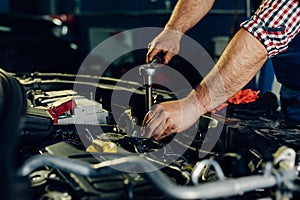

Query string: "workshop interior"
[[1, 0, 300, 199]]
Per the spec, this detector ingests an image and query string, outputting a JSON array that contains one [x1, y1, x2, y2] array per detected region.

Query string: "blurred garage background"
[[0, 0, 248, 71], [0, 0, 279, 94]]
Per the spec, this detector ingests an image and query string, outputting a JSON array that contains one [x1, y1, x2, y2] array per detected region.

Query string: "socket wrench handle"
[[139, 56, 163, 112], [150, 56, 162, 64]]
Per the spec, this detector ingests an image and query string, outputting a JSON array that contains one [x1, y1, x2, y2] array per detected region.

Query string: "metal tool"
[[139, 57, 162, 112]]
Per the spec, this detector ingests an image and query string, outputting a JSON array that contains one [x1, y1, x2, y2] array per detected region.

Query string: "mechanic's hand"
[[141, 98, 200, 140], [146, 29, 183, 64]]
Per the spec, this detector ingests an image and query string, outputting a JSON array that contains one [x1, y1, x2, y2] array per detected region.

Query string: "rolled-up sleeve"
[[241, 0, 300, 57]]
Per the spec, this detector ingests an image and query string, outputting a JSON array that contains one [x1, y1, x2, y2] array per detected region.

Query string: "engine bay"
[[2, 71, 300, 200]]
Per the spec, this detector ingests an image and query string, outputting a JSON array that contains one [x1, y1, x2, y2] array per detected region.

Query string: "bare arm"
[[143, 28, 269, 140], [147, 0, 215, 63], [191, 28, 268, 116], [165, 0, 215, 32]]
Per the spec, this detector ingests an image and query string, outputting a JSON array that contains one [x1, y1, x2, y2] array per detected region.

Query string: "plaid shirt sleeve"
[[241, 0, 300, 57]]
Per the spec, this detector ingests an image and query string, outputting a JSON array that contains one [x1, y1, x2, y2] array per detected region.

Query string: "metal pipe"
[[17, 155, 287, 199]]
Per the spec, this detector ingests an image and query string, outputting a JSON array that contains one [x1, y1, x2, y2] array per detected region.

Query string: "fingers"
[[153, 119, 173, 140], [146, 47, 164, 63], [141, 106, 176, 140], [147, 41, 176, 64], [142, 107, 166, 138], [163, 51, 176, 65], [146, 29, 182, 64], [147, 48, 176, 65]]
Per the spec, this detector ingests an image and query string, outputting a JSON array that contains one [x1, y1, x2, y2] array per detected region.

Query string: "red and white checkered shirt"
[[241, 0, 300, 57]]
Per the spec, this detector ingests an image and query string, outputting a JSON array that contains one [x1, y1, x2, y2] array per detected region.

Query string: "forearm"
[[185, 28, 268, 116], [165, 0, 215, 33]]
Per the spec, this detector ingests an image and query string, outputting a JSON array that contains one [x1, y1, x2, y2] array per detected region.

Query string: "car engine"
[[1, 70, 300, 200]]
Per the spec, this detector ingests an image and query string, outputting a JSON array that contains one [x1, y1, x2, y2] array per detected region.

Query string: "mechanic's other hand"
[[141, 98, 200, 140], [146, 29, 183, 64]]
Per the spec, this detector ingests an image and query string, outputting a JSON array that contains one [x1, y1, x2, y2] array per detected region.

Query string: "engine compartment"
[[3, 71, 300, 200]]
